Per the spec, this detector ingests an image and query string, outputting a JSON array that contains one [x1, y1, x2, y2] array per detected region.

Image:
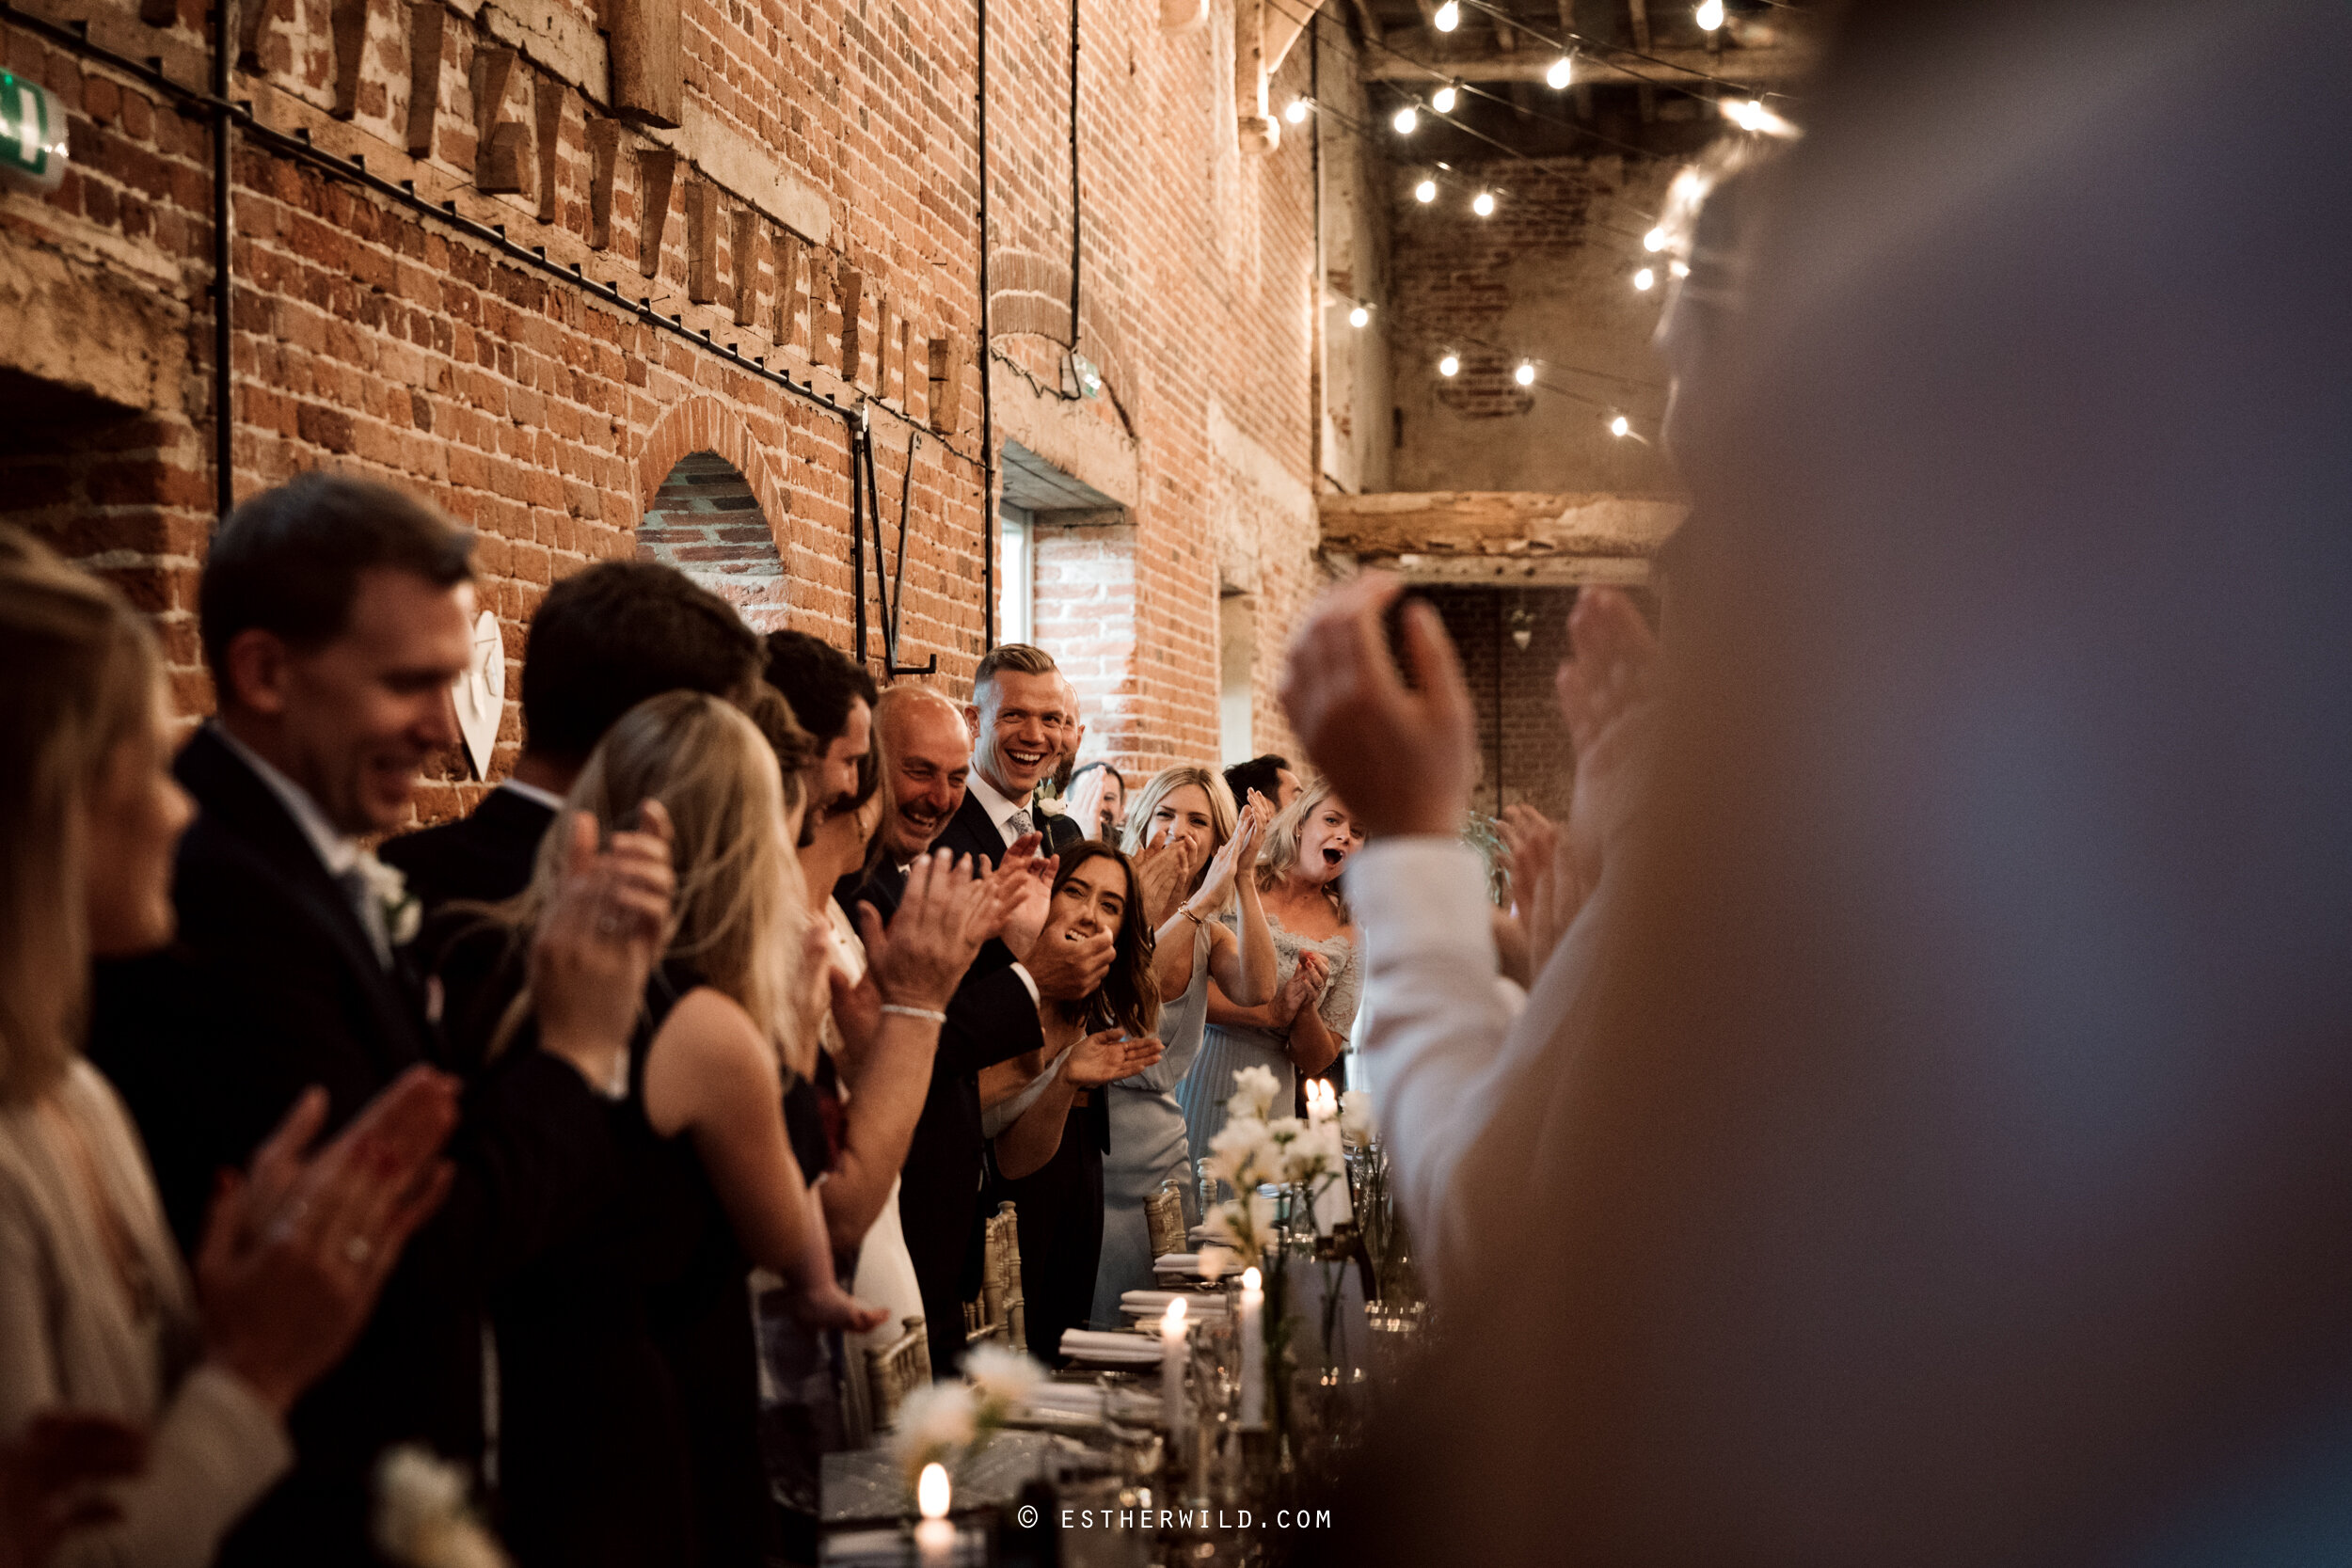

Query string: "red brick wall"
[[2, 0, 1329, 821], [1426, 585, 1578, 822]]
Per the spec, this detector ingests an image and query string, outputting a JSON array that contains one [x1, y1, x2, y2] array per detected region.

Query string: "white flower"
[[1034, 796, 1068, 817], [1280, 1119, 1344, 1186], [1225, 1064, 1280, 1125], [1200, 1190, 1277, 1279], [1340, 1087, 1376, 1146], [373, 1446, 509, 1568], [1206, 1116, 1280, 1192], [358, 852, 422, 946], [887, 1380, 978, 1489], [962, 1341, 1044, 1418]]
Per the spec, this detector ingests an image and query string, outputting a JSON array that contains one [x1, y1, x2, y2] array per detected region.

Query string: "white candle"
[[1159, 1297, 1189, 1446], [1237, 1266, 1265, 1428], [914, 1462, 954, 1566]]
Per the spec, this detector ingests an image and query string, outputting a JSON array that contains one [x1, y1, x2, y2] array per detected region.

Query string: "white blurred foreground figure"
[[1283, 1, 2352, 1561]]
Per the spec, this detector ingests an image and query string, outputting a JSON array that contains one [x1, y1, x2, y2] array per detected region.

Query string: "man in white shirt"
[[1281, 3, 2352, 1561]]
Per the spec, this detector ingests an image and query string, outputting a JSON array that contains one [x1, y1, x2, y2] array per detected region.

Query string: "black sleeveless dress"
[[492, 968, 698, 1568]]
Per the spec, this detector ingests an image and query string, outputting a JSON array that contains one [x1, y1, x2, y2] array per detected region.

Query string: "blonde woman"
[[1086, 768, 1278, 1322], [475, 690, 888, 1568], [1176, 780, 1364, 1164], [0, 531, 471, 1568]]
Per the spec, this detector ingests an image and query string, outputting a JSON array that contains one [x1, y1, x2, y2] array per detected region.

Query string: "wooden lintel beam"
[[1319, 490, 1686, 558], [471, 45, 522, 191], [330, 0, 368, 119], [1345, 552, 1655, 587], [533, 75, 563, 222], [404, 2, 444, 158], [731, 209, 762, 326], [1361, 37, 1809, 88], [585, 118, 622, 248], [771, 230, 806, 351], [684, 182, 720, 304], [635, 146, 677, 277]]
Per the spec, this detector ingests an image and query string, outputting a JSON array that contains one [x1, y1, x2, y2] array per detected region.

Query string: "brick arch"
[[632, 397, 795, 630]]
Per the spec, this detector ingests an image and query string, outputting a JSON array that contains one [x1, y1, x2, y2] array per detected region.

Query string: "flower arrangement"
[[883, 1341, 1048, 1498], [373, 1447, 509, 1568]]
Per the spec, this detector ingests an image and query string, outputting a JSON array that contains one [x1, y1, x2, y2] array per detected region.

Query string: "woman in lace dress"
[[1088, 768, 1279, 1323], [1178, 781, 1365, 1166]]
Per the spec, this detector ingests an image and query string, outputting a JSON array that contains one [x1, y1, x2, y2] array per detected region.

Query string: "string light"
[[1670, 259, 1690, 277], [1432, 84, 1458, 113], [1514, 361, 1536, 387], [1471, 190, 1496, 217], [1348, 303, 1371, 327], [1609, 413, 1631, 437], [1632, 267, 1655, 292], [1433, 0, 1460, 29], [1393, 104, 1420, 135], [1283, 97, 1311, 124], [1694, 0, 1724, 30], [1545, 55, 1573, 89], [1414, 178, 1438, 202], [1438, 353, 1459, 376], [1642, 227, 1667, 252], [1723, 97, 1800, 137]]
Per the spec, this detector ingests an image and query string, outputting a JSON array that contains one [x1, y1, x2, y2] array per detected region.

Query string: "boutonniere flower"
[[357, 852, 422, 947], [1033, 796, 1068, 819], [373, 1447, 509, 1568]]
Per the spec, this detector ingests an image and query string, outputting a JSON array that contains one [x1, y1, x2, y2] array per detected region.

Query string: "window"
[[998, 503, 1033, 646]]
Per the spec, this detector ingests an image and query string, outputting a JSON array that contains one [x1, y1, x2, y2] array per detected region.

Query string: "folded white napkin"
[[1152, 1253, 1202, 1274], [1120, 1290, 1228, 1316], [1059, 1328, 1165, 1363]]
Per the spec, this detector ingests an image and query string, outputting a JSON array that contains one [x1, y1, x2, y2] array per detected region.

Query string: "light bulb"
[[1393, 105, 1419, 135], [1348, 304, 1370, 327], [1545, 55, 1573, 89], [1432, 85, 1457, 113], [1438, 353, 1459, 376], [1669, 259, 1690, 277], [1695, 0, 1724, 30], [1643, 226, 1666, 252], [1471, 190, 1495, 216], [1433, 0, 1459, 30], [1283, 98, 1310, 124], [1609, 414, 1630, 437], [1514, 361, 1535, 387], [1633, 267, 1655, 292], [1414, 179, 1438, 203]]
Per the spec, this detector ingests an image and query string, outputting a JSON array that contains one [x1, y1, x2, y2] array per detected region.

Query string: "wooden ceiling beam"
[[1361, 36, 1809, 89]]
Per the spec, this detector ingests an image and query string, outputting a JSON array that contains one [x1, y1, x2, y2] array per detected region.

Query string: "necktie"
[[337, 866, 393, 969], [1006, 807, 1034, 845]]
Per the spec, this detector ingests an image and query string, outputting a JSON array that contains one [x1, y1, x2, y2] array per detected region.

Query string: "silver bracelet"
[[879, 1004, 947, 1023]]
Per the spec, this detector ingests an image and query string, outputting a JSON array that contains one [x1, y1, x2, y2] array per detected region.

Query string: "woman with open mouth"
[[1176, 779, 1364, 1170]]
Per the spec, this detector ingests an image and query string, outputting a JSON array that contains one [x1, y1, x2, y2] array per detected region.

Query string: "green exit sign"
[[1, 72, 68, 194]]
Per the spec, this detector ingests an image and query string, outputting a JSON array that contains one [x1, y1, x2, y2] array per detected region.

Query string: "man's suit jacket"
[[379, 784, 558, 912], [87, 725, 619, 1564], [892, 789, 1081, 1373]]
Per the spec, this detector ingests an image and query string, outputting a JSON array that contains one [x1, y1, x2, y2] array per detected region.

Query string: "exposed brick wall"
[[3, 0, 1332, 821], [1388, 152, 1682, 495], [1426, 585, 1578, 823], [637, 449, 788, 629]]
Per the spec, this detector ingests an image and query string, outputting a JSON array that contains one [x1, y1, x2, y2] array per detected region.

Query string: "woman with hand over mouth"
[[1177, 780, 1363, 1165]]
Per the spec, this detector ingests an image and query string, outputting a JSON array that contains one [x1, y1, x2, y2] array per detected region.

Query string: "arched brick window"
[[637, 450, 787, 631]]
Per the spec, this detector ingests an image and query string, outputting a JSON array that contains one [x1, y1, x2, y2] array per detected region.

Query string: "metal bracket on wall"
[[850, 408, 938, 677]]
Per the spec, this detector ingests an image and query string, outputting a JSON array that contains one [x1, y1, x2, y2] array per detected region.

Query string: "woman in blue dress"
[[1088, 768, 1279, 1324]]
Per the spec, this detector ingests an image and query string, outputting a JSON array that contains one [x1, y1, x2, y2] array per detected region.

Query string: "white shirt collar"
[[498, 778, 567, 813], [214, 723, 365, 879], [963, 766, 1033, 847]]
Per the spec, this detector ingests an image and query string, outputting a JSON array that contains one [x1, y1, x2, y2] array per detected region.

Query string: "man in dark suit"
[[889, 645, 1104, 1371], [381, 560, 760, 912], [88, 474, 666, 1564]]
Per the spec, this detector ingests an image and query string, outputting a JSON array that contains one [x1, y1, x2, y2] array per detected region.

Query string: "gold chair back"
[[1146, 1179, 1187, 1260], [866, 1315, 931, 1429], [962, 1200, 1026, 1350]]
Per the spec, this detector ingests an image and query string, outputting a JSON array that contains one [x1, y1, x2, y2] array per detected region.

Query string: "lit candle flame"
[[1242, 1266, 1263, 1291], [918, 1463, 950, 1522], [1163, 1297, 1188, 1332]]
